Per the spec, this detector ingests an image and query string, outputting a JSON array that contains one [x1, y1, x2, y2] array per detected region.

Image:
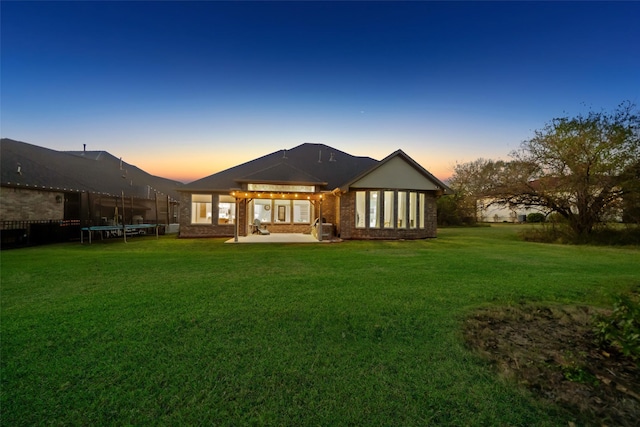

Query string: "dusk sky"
[[2, 1, 639, 183]]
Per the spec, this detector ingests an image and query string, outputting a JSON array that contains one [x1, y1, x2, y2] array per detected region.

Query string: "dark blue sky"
[[2, 1, 639, 181]]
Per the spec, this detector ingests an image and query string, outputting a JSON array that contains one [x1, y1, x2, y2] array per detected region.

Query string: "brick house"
[[178, 143, 451, 240], [1, 138, 182, 246]]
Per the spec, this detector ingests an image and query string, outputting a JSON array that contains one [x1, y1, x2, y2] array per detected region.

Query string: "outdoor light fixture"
[[55, 195, 63, 203]]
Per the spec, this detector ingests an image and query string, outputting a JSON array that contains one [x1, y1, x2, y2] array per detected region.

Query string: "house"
[[476, 198, 547, 223], [178, 143, 451, 240], [1, 138, 182, 246]]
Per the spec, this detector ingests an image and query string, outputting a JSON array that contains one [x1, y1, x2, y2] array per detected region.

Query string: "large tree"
[[489, 102, 640, 237], [444, 158, 504, 223]]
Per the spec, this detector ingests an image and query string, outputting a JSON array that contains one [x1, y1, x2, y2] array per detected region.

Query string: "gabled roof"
[[341, 150, 453, 194], [181, 143, 378, 191], [1, 138, 183, 200]]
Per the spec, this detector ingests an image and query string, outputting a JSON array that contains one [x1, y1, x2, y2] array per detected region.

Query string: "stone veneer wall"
[[0, 187, 64, 221], [339, 191, 438, 240]]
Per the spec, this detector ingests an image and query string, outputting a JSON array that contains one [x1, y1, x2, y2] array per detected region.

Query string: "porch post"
[[121, 191, 127, 243], [234, 197, 239, 242], [318, 198, 323, 242]]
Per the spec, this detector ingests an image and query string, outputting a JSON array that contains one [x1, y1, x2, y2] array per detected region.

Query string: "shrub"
[[518, 223, 573, 244], [594, 293, 640, 360], [527, 213, 546, 223], [587, 226, 640, 246], [547, 213, 567, 224]]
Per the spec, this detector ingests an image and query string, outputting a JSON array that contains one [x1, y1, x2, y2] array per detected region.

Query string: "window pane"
[[355, 191, 366, 228], [384, 191, 394, 228], [397, 191, 407, 228], [274, 199, 291, 223], [254, 199, 272, 223], [218, 195, 235, 225], [410, 192, 417, 229], [191, 194, 212, 224], [369, 191, 380, 228], [293, 200, 311, 223], [419, 193, 425, 228]]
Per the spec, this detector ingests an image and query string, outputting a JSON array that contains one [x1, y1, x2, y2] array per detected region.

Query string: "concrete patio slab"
[[224, 233, 340, 244]]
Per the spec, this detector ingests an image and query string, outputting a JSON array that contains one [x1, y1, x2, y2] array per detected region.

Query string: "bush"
[[527, 212, 546, 223], [594, 293, 640, 360], [519, 223, 640, 245], [547, 213, 567, 224], [587, 226, 640, 246], [518, 223, 573, 244]]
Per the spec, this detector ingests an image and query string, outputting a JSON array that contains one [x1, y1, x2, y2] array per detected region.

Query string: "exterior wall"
[[0, 186, 64, 221], [339, 190, 438, 240], [178, 192, 338, 238], [178, 192, 239, 238], [317, 194, 337, 224], [178, 189, 441, 240]]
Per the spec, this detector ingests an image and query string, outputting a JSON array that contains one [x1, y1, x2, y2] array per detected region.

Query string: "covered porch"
[[230, 184, 334, 241]]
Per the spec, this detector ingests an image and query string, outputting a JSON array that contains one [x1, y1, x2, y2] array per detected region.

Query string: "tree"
[[443, 158, 505, 224], [489, 102, 640, 238]]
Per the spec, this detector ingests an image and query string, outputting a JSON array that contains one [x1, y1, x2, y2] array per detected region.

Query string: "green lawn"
[[2, 225, 639, 426]]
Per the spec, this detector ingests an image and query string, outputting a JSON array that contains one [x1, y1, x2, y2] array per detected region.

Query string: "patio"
[[224, 233, 340, 244]]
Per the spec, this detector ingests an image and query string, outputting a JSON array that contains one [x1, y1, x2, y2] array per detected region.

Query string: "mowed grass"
[[2, 225, 639, 426]]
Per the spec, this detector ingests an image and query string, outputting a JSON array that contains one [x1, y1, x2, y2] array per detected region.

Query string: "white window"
[[410, 192, 417, 229], [383, 191, 394, 228], [191, 194, 212, 224], [419, 193, 425, 228], [293, 200, 311, 223], [254, 199, 272, 223], [355, 191, 366, 228], [274, 199, 291, 223], [397, 191, 407, 228], [369, 191, 380, 228], [218, 195, 235, 225]]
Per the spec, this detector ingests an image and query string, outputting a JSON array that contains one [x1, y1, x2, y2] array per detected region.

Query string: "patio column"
[[318, 198, 323, 242], [234, 197, 239, 242]]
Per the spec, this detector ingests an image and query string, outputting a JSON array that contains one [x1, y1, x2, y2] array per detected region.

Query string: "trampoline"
[[81, 224, 159, 244]]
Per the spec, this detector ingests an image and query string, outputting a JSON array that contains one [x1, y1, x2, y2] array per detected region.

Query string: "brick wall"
[[179, 192, 337, 238], [339, 191, 438, 240], [0, 187, 64, 221]]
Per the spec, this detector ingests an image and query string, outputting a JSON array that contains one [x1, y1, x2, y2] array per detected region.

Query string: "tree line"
[[438, 101, 640, 241]]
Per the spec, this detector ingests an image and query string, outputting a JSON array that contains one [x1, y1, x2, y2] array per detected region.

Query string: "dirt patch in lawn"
[[463, 304, 639, 426]]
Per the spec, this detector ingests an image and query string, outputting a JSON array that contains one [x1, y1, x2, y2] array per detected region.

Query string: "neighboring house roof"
[[181, 143, 451, 194], [181, 143, 379, 191], [1, 138, 183, 200]]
